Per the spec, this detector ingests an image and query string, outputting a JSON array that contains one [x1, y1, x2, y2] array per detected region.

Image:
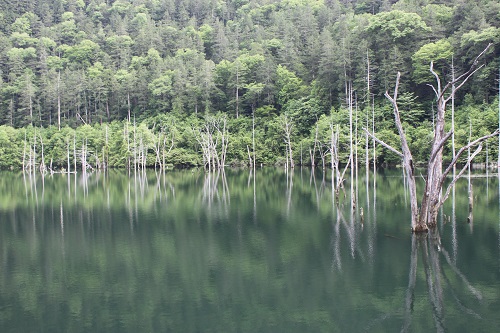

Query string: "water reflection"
[[0, 169, 499, 332], [202, 169, 230, 206], [402, 230, 484, 333]]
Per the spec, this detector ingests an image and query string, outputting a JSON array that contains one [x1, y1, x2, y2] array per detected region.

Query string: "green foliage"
[[376, 128, 402, 165], [7, 47, 37, 67], [0, 125, 21, 169], [412, 40, 453, 84], [45, 126, 74, 168], [11, 13, 34, 34], [396, 92, 426, 125], [275, 65, 308, 107], [0, 0, 497, 167], [406, 123, 433, 164], [148, 71, 173, 110], [283, 97, 322, 136], [460, 27, 500, 59], [367, 10, 431, 41], [61, 39, 100, 68]]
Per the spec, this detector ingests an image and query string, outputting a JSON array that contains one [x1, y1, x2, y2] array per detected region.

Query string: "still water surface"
[[0, 168, 499, 332]]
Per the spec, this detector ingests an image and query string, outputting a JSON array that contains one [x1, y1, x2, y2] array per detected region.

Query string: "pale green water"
[[0, 169, 499, 332]]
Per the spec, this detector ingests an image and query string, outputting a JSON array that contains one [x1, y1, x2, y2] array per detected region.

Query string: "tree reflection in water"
[[0, 169, 498, 332], [402, 229, 483, 333]]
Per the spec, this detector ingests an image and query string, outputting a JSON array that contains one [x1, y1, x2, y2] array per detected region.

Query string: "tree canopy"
[[0, 0, 498, 168]]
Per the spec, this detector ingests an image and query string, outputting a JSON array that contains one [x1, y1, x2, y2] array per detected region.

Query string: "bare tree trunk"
[[355, 94, 359, 184], [252, 106, 256, 169], [372, 94, 376, 170], [247, 145, 253, 167], [104, 124, 108, 169], [365, 49, 375, 170], [57, 71, 61, 130], [22, 131, 27, 172], [329, 122, 349, 195], [195, 115, 229, 170], [280, 114, 294, 169], [235, 63, 240, 119], [467, 181, 474, 225], [365, 106, 369, 172], [124, 122, 129, 169], [127, 92, 131, 122], [219, 116, 229, 168], [106, 100, 110, 122], [133, 117, 137, 172], [165, 128, 175, 168], [139, 136, 145, 171], [29, 92, 33, 126], [329, 122, 338, 192], [419, 87, 446, 228], [32, 130, 37, 177], [364, 44, 496, 231], [67, 139, 71, 174], [311, 123, 319, 167], [81, 139, 86, 173], [73, 133, 77, 172], [384, 73, 421, 231], [348, 82, 354, 208], [9, 98, 13, 126], [286, 120, 294, 168], [318, 144, 326, 170], [451, 56, 456, 164], [39, 134, 46, 174], [152, 127, 163, 171]]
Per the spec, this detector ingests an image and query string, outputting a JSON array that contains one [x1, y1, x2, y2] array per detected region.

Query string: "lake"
[[0, 168, 499, 332]]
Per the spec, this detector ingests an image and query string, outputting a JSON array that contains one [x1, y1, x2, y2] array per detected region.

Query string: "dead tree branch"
[[441, 129, 500, 183], [428, 130, 453, 163], [383, 71, 420, 230], [440, 144, 483, 206], [362, 128, 403, 158]]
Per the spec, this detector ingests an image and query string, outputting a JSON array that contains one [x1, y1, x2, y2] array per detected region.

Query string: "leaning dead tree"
[[365, 44, 498, 232]]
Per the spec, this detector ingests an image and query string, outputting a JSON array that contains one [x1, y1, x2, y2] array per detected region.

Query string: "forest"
[[0, 0, 499, 170]]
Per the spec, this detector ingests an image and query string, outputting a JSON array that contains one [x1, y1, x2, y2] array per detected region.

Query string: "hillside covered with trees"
[[0, 0, 499, 170]]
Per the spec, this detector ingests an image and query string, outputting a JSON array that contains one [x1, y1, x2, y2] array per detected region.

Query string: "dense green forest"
[[0, 0, 499, 170]]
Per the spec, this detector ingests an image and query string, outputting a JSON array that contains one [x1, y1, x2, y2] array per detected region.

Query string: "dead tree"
[[365, 44, 498, 232], [279, 113, 294, 169], [196, 115, 229, 170], [310, 122, 319, 167], [329, 122, 351, 197], [38, 133, 46, 174], [152, 126, 175, 171]]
